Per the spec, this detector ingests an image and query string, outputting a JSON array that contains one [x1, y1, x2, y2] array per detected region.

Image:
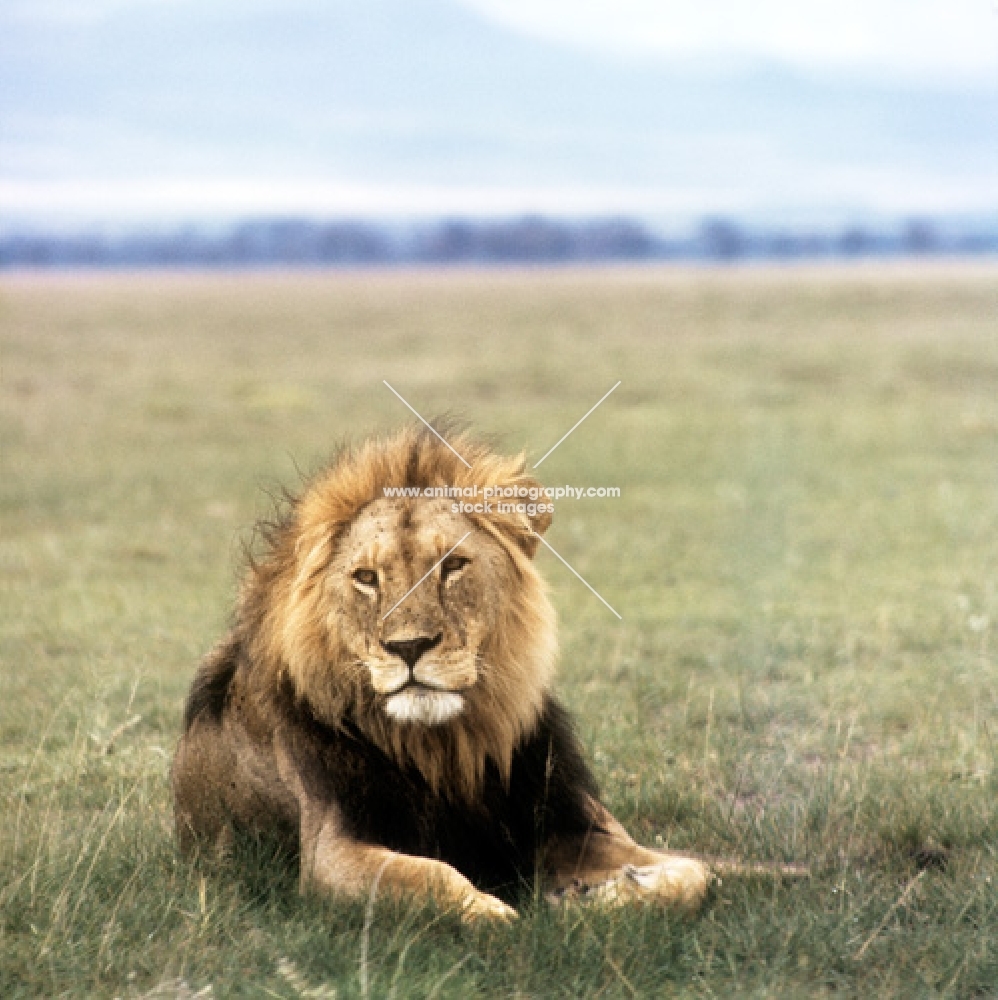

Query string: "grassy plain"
[[2, 263, 997, 997]]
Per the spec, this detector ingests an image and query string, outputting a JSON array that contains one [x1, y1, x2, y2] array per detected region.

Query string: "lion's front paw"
[[460, 889, 518, 924]]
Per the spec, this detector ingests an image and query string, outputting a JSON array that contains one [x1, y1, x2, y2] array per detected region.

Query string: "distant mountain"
[[2, 0, 995, 225]]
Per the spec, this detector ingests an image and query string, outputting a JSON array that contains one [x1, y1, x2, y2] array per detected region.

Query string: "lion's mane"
[[229, 425, 557, 799]]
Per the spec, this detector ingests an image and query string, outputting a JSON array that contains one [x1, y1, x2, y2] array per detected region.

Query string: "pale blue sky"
[[2, 0, 996, 229]]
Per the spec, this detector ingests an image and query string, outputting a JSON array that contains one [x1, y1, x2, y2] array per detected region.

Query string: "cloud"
[[457, 0, 998, 83]]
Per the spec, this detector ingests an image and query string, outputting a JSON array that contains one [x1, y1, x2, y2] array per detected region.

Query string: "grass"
[[2, 262, 997, 998]]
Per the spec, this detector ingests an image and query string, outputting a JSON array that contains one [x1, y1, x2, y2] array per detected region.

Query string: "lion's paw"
[[461, 890, 518, 924], [619, 858, 712, 910], [551, 858, 712, 912]]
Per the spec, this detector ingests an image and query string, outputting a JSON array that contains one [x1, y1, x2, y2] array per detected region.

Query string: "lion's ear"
[[292, 524, 333, 591], [517, 501, 552, 559]]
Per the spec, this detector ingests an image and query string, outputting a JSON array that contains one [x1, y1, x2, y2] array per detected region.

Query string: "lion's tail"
[[706, 857, 810, 879], [668, 851, 810, 880]]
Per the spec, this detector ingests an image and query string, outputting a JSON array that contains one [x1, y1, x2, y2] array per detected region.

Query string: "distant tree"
[[901, 218, 938, 254], [579, 219, 655, 259], [416, 221, 479, 262], [839, 226, 873, 256], [483, 217, 573, 262], [766, 231, 830, 259], [316, 223, 392, 263], [699, 218, 744, 260]]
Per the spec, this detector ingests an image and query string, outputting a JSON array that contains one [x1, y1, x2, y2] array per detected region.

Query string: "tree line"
[[2, 216, 995, 267]]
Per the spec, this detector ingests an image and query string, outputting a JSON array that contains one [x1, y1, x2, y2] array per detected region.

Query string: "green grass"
[[2, 263, 997, 998]]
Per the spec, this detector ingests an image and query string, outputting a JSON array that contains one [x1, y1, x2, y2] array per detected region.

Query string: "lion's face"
[[330, 498, 516, 726]]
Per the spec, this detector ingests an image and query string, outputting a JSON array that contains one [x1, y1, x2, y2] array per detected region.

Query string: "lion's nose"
[[382, 633, 442, 669]]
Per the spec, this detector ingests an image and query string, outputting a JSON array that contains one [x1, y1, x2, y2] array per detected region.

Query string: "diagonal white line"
[[532, 381, 621, 469], [382, 381, 472, 468], [532, 532, 622, 619], [382, 532, 472, 621]]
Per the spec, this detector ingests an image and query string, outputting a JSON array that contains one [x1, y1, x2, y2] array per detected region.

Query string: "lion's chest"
[[296, 699, 596, 900], [325, 734, 546, 896]]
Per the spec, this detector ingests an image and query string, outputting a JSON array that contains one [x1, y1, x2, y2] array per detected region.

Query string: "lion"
[[172, 426, 719, 922]]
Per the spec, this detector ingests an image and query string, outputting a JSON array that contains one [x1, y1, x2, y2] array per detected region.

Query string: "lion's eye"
[[353, 568, 378, 588], [440, 555, 469, 580]]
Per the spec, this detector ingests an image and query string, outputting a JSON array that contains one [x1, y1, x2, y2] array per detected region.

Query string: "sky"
[[2, 0, 996, 230], [463, 0, 998, 82]]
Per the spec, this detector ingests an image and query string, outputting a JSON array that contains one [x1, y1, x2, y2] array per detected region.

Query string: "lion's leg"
[[543, 798, 711, 912], [172, 718, 236, 856], [274, 730, 515, 923], [299, 808, 516, 923]]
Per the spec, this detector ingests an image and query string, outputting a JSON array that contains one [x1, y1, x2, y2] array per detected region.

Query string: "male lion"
[[172, 426, 713, 921]]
